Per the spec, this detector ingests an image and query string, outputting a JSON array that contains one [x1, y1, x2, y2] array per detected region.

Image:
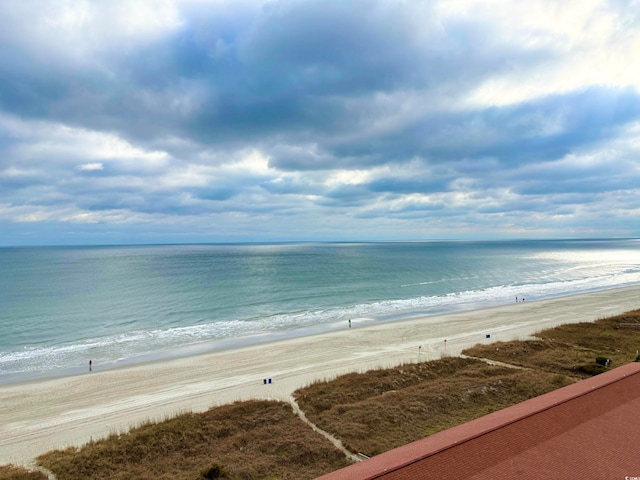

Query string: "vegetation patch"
[[36, 400, 348, 480], [0, 465, 48, 480], [463, 310, 640, 378], [293, 357, 572, 456]]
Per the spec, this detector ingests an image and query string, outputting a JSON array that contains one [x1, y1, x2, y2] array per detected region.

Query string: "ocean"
[[1, 239, 640, 384]]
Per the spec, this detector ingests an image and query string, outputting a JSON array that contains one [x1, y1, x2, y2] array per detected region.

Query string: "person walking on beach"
[[89, 359, 92, 372]]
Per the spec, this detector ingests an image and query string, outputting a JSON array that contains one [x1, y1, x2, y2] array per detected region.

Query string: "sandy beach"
[[1, 286, 639, 467]]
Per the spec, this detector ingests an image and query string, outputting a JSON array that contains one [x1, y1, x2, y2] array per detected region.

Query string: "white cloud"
[[77, 162, 104, 171], [324, 169, 374, 187], [458, 0, 640, 107], [222, 150, 271, 175], [2, 116, 169, 171], [19, 0, 182, 61]]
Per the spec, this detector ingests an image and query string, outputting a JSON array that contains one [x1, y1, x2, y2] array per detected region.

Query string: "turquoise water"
[[1, 239, 640, 383]]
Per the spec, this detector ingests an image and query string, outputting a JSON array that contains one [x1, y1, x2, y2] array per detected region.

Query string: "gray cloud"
[[1, 0, 640, 244]]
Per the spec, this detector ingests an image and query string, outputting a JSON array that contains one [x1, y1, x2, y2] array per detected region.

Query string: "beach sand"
[[1, 286, 638, 467]]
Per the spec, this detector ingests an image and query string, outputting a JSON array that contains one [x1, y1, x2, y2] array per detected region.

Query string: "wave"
[[2, 267, 639, 382]]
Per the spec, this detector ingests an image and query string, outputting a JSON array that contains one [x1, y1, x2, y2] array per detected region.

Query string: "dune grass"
[[462, 309, 640, 377], [36, 400, 349, 480], [0, 465, 47, 480], [2, 309, 639, 479], [293, 357, 571, 456]]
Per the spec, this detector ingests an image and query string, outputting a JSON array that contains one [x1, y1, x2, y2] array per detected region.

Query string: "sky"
[[1, 0, 640, 245]]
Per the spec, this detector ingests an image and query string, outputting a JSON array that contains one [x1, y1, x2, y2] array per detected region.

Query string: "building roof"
[[317, 362, 640, 480]]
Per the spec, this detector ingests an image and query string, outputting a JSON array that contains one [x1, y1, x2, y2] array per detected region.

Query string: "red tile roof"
[[317, 362, 640, 480]]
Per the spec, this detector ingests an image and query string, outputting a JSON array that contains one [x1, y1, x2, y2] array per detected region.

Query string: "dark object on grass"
[[574, 363, 606, 376], [200, 464, 230, 479], [595, 357, 611, 368]]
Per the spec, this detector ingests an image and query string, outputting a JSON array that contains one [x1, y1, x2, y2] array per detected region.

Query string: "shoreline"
[[1, 285, 639, 467], [4, 282, 637, 387]]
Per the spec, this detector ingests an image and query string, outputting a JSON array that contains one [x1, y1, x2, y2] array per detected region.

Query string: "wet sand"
[[1, 285, 638, 467]]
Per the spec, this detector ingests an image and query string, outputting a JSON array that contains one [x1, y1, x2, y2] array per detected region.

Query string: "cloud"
[[1, 0, 640, 244], [77, 163, 104, 171]]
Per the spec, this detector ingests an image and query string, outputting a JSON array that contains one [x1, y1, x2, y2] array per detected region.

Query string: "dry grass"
[[36, 400, 348, 480], [293, 357, 571, 456], [462, 309, 640, 377], [0, 465, 47, 480]]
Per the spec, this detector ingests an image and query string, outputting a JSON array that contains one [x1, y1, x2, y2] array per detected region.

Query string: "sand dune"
[[1, 286, 638, 467]]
